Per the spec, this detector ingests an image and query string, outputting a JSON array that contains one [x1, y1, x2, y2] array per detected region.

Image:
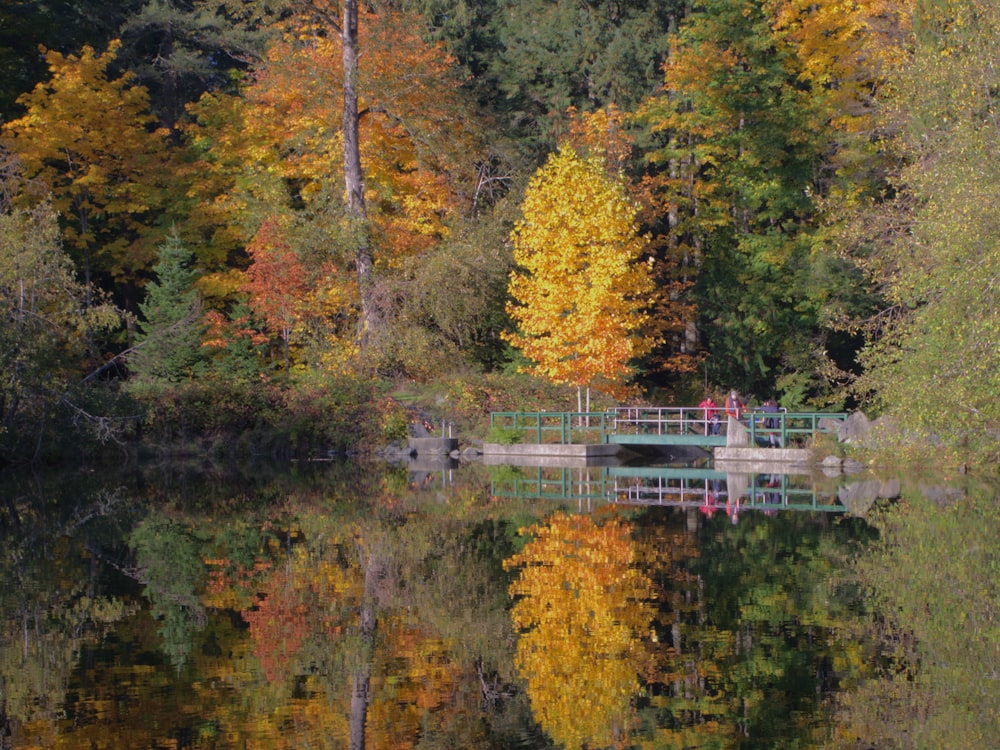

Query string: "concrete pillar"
[[726, 417, 749, 446]]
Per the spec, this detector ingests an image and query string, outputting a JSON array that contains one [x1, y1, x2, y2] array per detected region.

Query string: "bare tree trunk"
[[341, 0, 376, 348], [673, 143, 700, 356]]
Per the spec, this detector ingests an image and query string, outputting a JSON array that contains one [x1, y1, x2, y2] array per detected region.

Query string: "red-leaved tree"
[[243, 218, 309, 376]]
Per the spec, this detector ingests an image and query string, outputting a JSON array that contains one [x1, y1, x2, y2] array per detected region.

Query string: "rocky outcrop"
[[834, 412, 872, 443]]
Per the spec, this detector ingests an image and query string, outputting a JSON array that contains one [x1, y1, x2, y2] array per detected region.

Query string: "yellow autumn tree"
[[504, 512, 654, 750], [504, 145, 655, 405], [2, 41, 173, 292]]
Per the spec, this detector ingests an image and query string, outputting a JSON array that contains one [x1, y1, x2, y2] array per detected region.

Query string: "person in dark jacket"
[[761, 398, 781, 447]]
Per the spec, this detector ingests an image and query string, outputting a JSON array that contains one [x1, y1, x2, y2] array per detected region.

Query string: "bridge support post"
[[726, 418, 749, 447]]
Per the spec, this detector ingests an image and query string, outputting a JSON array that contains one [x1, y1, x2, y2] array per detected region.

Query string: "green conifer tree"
[[131, 231, 206, 382]]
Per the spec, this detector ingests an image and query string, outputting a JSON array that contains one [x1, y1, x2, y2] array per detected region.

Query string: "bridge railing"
[[489, 411, 613, 444], [490, 465, 612, 501], [488, 466, 845, 512], [608, 406, 713, 436], [608, 406, 847, 446], [490, 408, 848, 446], [743, 409, 848, 447], [611, 472, 843, 511]]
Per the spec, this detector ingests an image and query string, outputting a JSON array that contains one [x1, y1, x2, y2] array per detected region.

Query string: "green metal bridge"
[[490, 406, 847, 450]]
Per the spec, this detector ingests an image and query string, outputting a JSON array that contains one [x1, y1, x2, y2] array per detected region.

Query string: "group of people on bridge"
[[697, 391, 783, 446]]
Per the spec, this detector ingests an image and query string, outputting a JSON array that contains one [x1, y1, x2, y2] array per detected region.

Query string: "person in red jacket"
[[698, 395, 720, 435]]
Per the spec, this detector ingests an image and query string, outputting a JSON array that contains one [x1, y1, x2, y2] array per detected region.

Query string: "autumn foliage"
[[504, 512, 655, 749], [504, 145, 656, 397], [2, 41, 173, 290], [3, 0, 995, 458]]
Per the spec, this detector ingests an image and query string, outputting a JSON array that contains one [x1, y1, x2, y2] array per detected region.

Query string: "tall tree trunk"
[[341, 0, 376, 348]]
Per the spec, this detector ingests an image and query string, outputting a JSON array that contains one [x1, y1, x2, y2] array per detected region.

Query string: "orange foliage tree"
[[504, 512, 655, 749], [185, 3, 482, 363], [504, 145, 656, 405], [242, 219, 310, 376], [242, 567, 311, 683]]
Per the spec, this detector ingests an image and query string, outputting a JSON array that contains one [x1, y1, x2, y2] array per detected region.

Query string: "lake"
[[1, 456, 997, 749]]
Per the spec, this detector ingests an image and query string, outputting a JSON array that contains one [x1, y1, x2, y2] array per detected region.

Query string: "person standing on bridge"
[[725, 390, 744, 422], [761, 398, 781, 447], [699, 395, 720, 435]]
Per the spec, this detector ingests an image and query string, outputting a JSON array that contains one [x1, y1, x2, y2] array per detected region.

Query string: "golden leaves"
[[504, 512, 654, 749], [504, 146, 656, 392], [2, 41, 174, 281]]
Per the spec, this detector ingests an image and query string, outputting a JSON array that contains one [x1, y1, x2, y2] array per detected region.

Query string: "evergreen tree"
[[444, 0, 684, 157], [636, 0, 878, 401], [132, 231, 206, 382], [116, 0, 266, 127]]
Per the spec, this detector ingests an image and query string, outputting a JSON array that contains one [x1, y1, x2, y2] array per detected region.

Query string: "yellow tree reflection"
[[504, 512, 654, 749]]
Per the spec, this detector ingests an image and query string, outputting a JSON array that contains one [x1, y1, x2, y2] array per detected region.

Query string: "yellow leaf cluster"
[[767, 0, 915, 133], [2, 41, 174, 282], [504, 146, 656, 391], [504, 513, 655, 749]]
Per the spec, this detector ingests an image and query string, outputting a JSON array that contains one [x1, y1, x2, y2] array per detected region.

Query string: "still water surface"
[[1, 457, 997, 749]]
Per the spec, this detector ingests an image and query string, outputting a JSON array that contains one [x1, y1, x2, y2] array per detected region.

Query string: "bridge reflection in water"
[[490, 462, 848, 514]]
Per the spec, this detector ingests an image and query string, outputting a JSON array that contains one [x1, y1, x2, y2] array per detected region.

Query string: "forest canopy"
[[1, 0, 999, 460]]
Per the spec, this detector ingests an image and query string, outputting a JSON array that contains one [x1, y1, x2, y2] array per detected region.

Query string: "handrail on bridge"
[[607, 406, 847, 446], [489, 411, 612, 444], [609, 406, 717, 436], [491, 407, 847, 446], [489, 465, 845, 512]]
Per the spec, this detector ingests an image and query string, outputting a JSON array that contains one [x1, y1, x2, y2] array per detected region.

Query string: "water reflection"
[[504, 512, 654, 749], [487, 458, 894, 517], [0, 459, 994, 749]]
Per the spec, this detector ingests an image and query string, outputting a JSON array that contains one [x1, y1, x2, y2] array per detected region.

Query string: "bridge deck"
[[605, 432, 727, 447]]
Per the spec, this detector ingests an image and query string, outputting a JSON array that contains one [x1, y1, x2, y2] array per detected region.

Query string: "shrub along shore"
[[7, 371, 991, 477], [4, 372, 607, 468]]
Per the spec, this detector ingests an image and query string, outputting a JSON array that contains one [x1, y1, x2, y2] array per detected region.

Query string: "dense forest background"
[[2, 0, 999, 463]]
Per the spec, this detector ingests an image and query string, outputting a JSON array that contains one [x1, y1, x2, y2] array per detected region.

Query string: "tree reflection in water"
[[0, 460, 993, 749], [504, 511, 655, 748], [832, 484, 1000, 750]]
